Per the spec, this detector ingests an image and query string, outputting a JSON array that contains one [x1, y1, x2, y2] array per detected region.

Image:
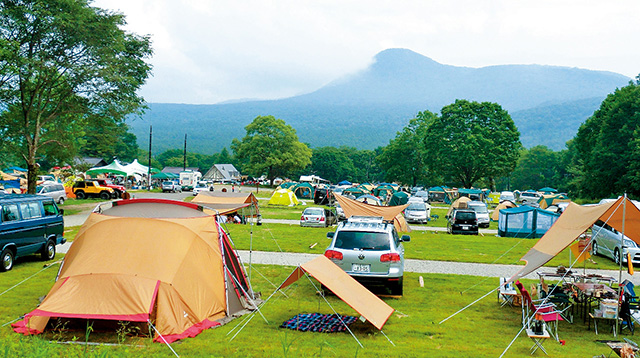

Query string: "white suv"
[[324, 216, 410, 295]]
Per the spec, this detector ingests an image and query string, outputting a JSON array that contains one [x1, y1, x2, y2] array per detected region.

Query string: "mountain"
[[127, 48, 630, 154]]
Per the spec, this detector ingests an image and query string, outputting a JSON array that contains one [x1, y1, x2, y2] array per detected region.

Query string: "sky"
[[93, 0, 640, 105]]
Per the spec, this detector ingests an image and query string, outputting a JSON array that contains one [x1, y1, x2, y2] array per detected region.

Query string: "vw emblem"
[[358, 253, 365, 260]]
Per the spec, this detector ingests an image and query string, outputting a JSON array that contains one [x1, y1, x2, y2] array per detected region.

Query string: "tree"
[[0, 0, 152, 193], [231, 115, 311, 185], [510, 146, 562, 190], [308, 146, 356, 183], [424, 100, 521, 188], [80, 122, 139, 163], [378, 111, 437, 186], [572, 76, 640, 198]]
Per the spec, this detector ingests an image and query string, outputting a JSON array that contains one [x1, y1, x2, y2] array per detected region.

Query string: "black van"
[[0, 194, 65, 271]]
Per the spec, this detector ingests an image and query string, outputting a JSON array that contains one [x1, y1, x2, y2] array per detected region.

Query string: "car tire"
[[58, 197, 65, 205], [1, 248, 14, 272], [75, 191, 86, 200], [592, 241, 599, 256], [100, 191, 111, 200], [41, 240, 56, 261], [447, 223, 452, 234], [390, 277, 403, 296], [614, 248, 621, 264]]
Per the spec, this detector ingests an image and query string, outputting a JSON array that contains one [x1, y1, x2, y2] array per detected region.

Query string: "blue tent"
[[337, 180, 351, 186], [4, 166, 27, 173], [498, 206, 560, 238]]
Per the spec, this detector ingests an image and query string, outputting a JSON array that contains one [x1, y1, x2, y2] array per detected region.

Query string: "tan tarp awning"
[[193, 191, 260, 216], [507, 197, 640, 284], [334, 194, 410, 232], [280, 255, 394, 330], [491, 200, 517, 221]]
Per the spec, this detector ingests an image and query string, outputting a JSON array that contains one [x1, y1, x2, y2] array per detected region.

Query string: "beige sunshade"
[[334, 194, 410, 232], [280, 256, 394, 330]]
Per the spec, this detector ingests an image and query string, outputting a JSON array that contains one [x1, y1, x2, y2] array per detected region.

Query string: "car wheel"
[[75, 191, 86, 200], [1, 249, 14, 272], [41, 240, 56, 261], [614, 248, 621, 264], [447, 223, 452, 234], [592, 241, 599, 256], [58, 197, 65, 205], [100, 191, 111, 200], [390, 277, 403, 296]]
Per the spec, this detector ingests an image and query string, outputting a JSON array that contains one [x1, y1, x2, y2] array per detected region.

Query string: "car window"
[[304, 208, 324, 216], [1, 204, 20, 222], [392, 229, 400, 247], [455, 211, 475, 220], [334, 231, 390, 250], [407, 203, 425, 210], [43, 202, 58, 216], [20, 202, 42, 219]]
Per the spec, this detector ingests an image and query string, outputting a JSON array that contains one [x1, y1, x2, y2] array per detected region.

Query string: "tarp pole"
[[249, 202, 253, 284], [616, 193, 627, 335]]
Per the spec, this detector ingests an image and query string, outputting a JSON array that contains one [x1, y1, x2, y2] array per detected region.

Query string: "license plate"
[[462, 225, 469, 230], [352, 264, 370, 273]]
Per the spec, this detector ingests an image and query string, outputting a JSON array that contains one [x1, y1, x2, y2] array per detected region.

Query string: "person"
[[363, 198, 368, 204], [217, 215, 227, 224], [233, 214, 242, 224], [232, 184, 235, 192]]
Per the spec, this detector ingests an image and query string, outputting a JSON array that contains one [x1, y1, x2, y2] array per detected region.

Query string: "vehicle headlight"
[[624, 239, 637, 248]]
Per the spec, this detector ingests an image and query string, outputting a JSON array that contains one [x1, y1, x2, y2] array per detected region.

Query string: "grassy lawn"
[[0, 259, 626, 357]]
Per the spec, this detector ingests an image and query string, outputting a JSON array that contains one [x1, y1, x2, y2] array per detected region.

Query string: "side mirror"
[[59, 208, 64, 215], [401, 235, 410, 242], [327, 232, 335, 239]]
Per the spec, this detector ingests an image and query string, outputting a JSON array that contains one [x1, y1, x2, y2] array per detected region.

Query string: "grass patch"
[[0, 262, 626, 357]]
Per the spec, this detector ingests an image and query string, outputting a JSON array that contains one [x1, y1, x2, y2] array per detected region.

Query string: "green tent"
[[293, 182, 314, 199], [279, 182, 297, 190], [342, 187, 367, 198], [151, 172, 179, 180], [388, 191, 409, 206]]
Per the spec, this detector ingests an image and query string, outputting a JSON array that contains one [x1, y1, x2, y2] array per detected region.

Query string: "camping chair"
[[622, 280, 640, 310], [498, 277, 519, 307], [620, 294, 635, 335], [515, 281, 566, 342], [539, 283, 574, 324]]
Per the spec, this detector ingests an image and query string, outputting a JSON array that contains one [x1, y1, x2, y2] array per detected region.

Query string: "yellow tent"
[[268, 188, 300, 206], [13, 199, 254, 343]]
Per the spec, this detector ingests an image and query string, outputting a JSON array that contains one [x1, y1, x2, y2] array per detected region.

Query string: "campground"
[[0, 189, 638, 357]]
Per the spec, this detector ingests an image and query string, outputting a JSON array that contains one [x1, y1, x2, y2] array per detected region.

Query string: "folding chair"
[[540, 283, 574, 323], [516, 280, 566, 342], [498, 277, 519, 307]]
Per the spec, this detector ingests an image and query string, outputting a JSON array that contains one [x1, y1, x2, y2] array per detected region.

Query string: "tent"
[[122, 159, 160, 176], [279, 256, 394, 331], [292, 182, 315, 199], [337, 180, 351, 186], [508, 196, 640, 284], [388, 191, 410, 206], [278, 182, 297, 190], [342, 187, 367, 198], [355, 194, 382, 206], [458, 188, 485, 201], [497, 206, 560, 238], [428, 186, 454, 204], [334, 194, 410, 232], [537, 194, 570, 210], [446, 196, 472, 217], [358, 183, 375, 192], [538, 187, 558, 194], [268, 189, 300, 206], [12, 199, 255, 343], [151, 172, 179, 180], [193, 191, 260, 217], [490, 200, 517, 221], [86, 159, 132, 177]]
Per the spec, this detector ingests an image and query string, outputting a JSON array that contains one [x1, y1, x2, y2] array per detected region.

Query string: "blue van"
[[0, 194, 65, 271]]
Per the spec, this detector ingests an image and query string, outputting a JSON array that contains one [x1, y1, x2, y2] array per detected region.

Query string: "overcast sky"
[[93, 0, 640, 105]]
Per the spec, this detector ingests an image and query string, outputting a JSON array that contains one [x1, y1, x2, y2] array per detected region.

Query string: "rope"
[[459, 239, 525, 295], [0, 261, 61, 298], [147, 320, 179, 357]]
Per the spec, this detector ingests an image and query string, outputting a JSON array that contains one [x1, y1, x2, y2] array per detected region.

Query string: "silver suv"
[[324, 216, 410, 295], [591, 219, 640, 264]]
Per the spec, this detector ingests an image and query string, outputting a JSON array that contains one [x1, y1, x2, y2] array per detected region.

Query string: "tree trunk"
[[27, 159, 38, 194]]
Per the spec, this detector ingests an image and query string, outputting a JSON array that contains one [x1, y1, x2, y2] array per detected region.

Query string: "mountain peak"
[[373, 48, 443, 68]]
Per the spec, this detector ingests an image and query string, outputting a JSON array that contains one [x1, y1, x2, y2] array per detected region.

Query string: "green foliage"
[[378, 111, 439, 186], [80, 122, 139, 163], [424, 100, 522, 188], [307, 146, 356, 183], [509, 145, 566, 191], [0, 0, 152, 193], [232, 115, 311, 184], [571, 76, 640, 198]]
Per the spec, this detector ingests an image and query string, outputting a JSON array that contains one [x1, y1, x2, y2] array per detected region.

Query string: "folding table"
[[526, 327, 551, 355]]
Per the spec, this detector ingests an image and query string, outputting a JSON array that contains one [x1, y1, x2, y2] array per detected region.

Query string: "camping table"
[[526, 327, 551, 355], [590, 313, 622, 337], [605, 341, 639, 357], [572, 283, 618, 325]]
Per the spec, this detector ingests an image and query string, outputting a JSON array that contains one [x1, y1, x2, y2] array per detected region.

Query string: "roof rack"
[[347, 216, 384, 223]]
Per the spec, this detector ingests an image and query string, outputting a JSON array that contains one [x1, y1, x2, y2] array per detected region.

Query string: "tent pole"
[[148, 320, 180, 357], [249, 203, 253, 284], [616, 193, 627, 335]]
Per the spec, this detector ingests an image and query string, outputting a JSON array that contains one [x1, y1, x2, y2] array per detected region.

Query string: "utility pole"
[[147, 125, 152, 191], [183, 133, 187, 171]]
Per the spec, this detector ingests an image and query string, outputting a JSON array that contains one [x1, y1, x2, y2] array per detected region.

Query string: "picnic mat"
[[280, 313, 358, 333]]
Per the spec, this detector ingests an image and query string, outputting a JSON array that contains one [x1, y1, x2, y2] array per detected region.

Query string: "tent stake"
[[148, 320, 180, 358]]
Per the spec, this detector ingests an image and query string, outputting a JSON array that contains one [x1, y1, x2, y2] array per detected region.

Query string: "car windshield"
[[468, 204, 488, 214], [304, 208, 324, 216], [456, 211, 475, 220], [407, 203, 425, 211], [334, 231, 390, 251], [196, 183, 207, 188], [415, 191, 428, 197]]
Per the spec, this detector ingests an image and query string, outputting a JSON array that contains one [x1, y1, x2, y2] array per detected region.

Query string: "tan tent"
[[193, 191, 260, 216], [446, 196, 472, 217], [491, 200, 517, 221], [507, 197, 640, 284], [334, 194, 410, 232], [280, 256, 394, 330], [13, 199, 255, 343]]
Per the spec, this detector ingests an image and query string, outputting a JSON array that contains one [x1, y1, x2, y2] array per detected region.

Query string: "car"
[[300, 207, 337, 227], [87, 178, 127, 198], [0, 194, 66, 271], [591, 219, 640, 265], [499, 191, 516, 203], [466, 201, 490, 228], [447, 209, 479, 235], [72, 181, 115, 200], [413, 190, 429, 203], [36, 182, 67, 204], [162, 180, 182, 193], [324, 216, 410, 295], [404, 201, 430, 224], [192, 181, 213, 196], [335, 203, 346, 221], [518, 191, 541, 205]]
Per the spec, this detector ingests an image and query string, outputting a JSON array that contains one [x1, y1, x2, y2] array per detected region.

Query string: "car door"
[[16, 201, 47, 257]]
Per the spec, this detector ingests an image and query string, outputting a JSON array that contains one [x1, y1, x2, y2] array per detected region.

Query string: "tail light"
[[380, 253, 401, 262], [301, 215, 305, 221], [320, 216, 325, 222], [324, 250, 343, 260]]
